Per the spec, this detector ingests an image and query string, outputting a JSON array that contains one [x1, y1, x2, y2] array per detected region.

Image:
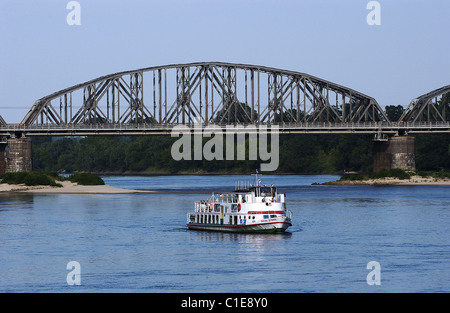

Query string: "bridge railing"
[[1, 121, 449, 133]]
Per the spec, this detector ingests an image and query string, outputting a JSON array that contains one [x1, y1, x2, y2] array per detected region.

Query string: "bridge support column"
[[373, 135, 415, 172], [0, 137, 33, 174]]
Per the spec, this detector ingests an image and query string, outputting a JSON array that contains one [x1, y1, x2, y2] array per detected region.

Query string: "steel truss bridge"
[[1, 62, 449, 136]]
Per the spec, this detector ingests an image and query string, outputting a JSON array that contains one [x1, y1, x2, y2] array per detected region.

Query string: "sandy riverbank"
[[322, 175, 450, 186], [0, 181, 153, 194]]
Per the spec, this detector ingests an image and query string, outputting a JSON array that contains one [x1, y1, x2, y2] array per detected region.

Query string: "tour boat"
[[186, 172, 292, 233]]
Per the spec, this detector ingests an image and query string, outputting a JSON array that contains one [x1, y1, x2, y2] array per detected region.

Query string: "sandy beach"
[[0, 181, 152, 194], [2, 175, 449, 194], [322, 175, 450, 186]]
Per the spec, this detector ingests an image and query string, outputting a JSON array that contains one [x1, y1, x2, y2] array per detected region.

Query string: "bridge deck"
[[1, 122, 449, 136]]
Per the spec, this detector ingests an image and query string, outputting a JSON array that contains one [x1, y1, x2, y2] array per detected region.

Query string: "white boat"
[[186, 172, 292, 233]]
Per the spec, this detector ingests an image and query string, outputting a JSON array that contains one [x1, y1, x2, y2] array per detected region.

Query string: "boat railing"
[[186, 213, 195, 223], [208, 193, 238, 204], [194, 201, 209, 212]]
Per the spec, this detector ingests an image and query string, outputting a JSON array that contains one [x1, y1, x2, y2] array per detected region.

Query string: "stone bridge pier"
[[0, 136, 32, 174], [373, 135, 416, 172]]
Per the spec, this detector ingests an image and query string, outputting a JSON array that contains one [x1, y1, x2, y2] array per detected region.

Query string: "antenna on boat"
[[252, 170, 262, 187]]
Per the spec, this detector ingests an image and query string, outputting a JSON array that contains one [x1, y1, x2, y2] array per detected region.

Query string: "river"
[[0, 174, 449, 292]]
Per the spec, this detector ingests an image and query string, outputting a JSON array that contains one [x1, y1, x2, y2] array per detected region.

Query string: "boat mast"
[[251, 170, 262, 197], [252, 169, 262, 187]]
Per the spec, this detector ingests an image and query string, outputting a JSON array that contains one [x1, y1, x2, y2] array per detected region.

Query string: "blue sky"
[[0, 0, 449, 123]]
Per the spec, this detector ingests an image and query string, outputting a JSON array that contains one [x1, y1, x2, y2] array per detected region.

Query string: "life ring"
[[237, 203, 241, 212]]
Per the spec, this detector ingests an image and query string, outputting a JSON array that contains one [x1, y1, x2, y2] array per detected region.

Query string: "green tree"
[[385, 105, 405, 122], [215, 102, 257, 124], [415, 133, 450, 170], [436, 92, 450, 121]]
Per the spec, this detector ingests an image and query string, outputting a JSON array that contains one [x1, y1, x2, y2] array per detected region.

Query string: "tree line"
[[31, 132, 450, 174]]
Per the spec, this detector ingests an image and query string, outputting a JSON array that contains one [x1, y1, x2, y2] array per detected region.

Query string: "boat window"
[[260, 187, 276, 197]]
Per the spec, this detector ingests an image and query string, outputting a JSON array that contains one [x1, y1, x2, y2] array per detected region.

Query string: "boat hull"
[[187, 221, 291, 233]]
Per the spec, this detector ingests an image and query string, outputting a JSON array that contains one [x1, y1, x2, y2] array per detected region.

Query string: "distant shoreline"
[[321, 175, 450, 186], [0, 181, 154, 194], [88, 171, 344, 176], [2, 173, 449, 194]]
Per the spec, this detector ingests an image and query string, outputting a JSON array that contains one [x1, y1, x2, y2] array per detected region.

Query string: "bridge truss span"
[[399, 85, 450, 123], [20, 62, 389, 128]]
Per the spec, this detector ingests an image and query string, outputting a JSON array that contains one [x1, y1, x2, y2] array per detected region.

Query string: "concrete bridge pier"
[[373, 135, 416, 172], [0, 136, 33, 174]]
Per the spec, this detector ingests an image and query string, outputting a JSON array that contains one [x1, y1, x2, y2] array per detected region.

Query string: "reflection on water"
[[189, 230, 293, 243], [0, 193, 34, 211]]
